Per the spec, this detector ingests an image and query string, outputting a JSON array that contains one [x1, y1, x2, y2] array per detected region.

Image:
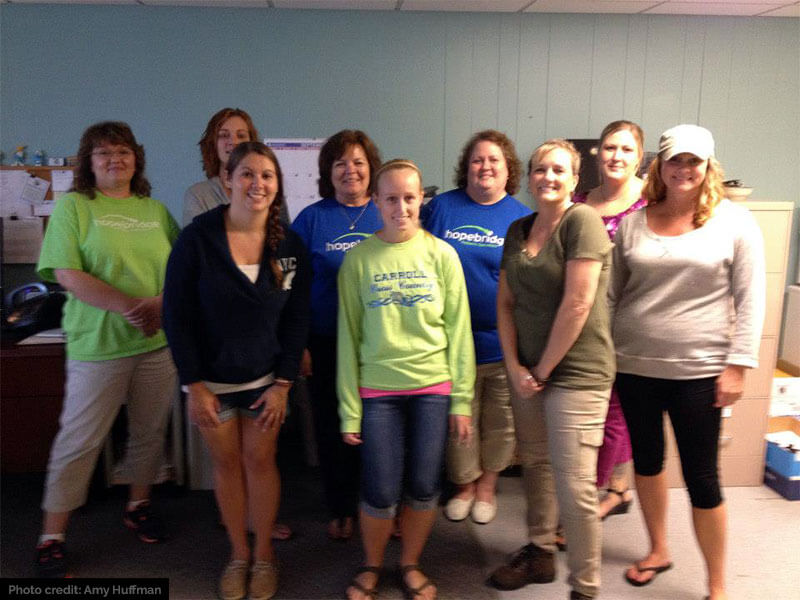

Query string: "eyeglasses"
[[92, 149, 134, 160]]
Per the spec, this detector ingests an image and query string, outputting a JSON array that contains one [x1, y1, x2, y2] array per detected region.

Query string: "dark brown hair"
[[454, 129, 522, 195], [317, 130, 382, 198], [199, 108, 259, 179], [225, 141, 286, 286], [71, 121, 150, 198]]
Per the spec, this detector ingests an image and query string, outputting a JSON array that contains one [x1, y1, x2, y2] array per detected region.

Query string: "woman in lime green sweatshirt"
[[336, 159, 475, 600]]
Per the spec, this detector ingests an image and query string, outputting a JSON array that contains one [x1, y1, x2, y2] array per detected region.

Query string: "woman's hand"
[[342, 433, 362, 446], [252, 385, 289, 431], [187, 383, 221, 429], [299, 348, 313, 378], [715, 365, 746, 407], [123, 296, 162, 337], [449, 414, 473, 445], [508, 364, 544, 399]]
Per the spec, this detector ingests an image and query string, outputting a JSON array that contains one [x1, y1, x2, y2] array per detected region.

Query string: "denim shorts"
[[216, 386, 269, 423]]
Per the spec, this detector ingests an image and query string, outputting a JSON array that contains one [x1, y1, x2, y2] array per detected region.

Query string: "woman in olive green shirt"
[[489, 139, 613, 600]]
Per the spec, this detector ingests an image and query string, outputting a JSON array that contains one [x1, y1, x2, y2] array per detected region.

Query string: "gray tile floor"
[[1, 470, 798, 599]]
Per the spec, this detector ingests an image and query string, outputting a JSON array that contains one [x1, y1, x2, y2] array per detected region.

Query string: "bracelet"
[[531, 370, 550, 386], [273, 378, 293, 388]]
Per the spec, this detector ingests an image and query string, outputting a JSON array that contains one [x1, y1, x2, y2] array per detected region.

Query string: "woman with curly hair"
[[422, 130, 529, 525]]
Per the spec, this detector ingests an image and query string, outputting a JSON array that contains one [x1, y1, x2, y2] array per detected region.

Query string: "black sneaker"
[[123, 501, 167, 543], [35, 539, 67, 578]]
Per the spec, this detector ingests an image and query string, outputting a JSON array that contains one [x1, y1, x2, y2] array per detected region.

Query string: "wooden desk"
[[0, 337, 65, 472], [0, 336, 184, 485]]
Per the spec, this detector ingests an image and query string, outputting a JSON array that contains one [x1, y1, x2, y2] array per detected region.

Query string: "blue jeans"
[[360, 394, 450, 519]]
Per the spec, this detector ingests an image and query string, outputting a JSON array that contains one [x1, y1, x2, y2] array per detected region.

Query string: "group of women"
[[34, 107, 764, 600]]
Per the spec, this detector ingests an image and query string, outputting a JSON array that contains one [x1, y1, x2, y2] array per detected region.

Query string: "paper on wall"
[[265, 138, 326, 221], [21, 176, 50, 206], [50, 169, 74, 192], [1, 170, 31, 217], [2, 216, 44, 263]]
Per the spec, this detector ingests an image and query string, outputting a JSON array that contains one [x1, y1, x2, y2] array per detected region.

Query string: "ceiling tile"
[[759, 4, 800, 16], [402, 0, 529, 12], [643, 2, 784, 15], [275, 0, 395, 8], [140, 0, 269, 6], [523, 0, 660, 14], [8, 0, 138, 4], [653, 0, 788, 3]]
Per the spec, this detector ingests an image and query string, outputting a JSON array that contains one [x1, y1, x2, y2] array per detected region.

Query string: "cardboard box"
[[765, 416, 800, 479], [764, 466, 800, 501]]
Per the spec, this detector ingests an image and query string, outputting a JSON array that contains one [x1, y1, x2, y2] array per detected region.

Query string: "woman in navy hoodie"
[[163, 142, 310, 600]]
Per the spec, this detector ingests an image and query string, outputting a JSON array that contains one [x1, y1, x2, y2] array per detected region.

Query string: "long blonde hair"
[[643, 155, 726, 227]]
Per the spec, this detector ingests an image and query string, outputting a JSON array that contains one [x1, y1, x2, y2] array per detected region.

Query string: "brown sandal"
[[399, 565, 435, 599], [346, 566, 380, 599]]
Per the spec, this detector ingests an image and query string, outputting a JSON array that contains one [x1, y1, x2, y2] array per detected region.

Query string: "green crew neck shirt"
[[37, 191, 179, 361]]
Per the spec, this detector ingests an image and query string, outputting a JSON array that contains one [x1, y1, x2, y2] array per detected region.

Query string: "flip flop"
[[346, 566, 380, 599], [399, 565, 435, 599], [624, 561, 673, 587]]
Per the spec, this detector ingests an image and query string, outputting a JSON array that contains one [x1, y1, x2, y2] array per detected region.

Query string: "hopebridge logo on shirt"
[[444, 225, 504, 247], [325, 232, 371, 252], [94, 215, 160, 231]]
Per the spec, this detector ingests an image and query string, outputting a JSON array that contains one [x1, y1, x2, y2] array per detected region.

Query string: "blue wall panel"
[[1, 6, 797, 282]]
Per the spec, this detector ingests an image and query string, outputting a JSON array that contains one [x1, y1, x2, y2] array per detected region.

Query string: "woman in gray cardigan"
[[609, 124, 765, 600]]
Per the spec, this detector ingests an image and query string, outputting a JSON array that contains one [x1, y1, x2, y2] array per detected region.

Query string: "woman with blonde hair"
[[610, 125, 765, 600], [571, 120, 646, 521], [338, 159, 474, 600], [489, 140, 613, 600]]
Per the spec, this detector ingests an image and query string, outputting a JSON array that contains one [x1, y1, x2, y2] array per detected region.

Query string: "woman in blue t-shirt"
[[290, 130, 383, 540], [422, 130, 530, 525]]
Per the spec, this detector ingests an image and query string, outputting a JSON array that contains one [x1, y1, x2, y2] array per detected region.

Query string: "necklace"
[[339, 201, 370, 231]]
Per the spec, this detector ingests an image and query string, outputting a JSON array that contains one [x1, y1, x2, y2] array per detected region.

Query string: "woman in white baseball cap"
[[609, 124, 766, 600]]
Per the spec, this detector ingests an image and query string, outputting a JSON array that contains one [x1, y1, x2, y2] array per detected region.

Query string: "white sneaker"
[[444, 496, 474, 521], [471, 499, 497, 524]]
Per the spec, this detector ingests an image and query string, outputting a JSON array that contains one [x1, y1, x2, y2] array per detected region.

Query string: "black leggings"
[[616, 373, 723, 509]]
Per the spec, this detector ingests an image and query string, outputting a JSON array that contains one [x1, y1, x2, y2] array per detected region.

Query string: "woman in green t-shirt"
[[35, 122, 179, 578], [489, 139, 614, 600]]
